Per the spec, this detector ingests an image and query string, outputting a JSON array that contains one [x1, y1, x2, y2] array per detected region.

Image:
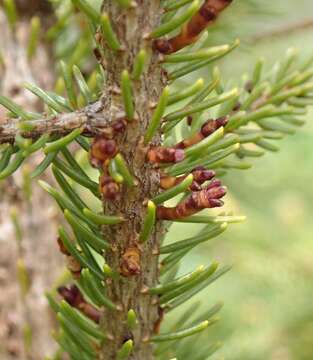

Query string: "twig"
[[0, 100, 114, 144], [248, 19, 313, 43]]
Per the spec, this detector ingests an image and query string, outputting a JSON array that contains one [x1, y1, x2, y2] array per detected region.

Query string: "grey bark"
[[0, 9, 63, 360]]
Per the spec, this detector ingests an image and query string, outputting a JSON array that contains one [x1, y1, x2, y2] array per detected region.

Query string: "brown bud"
[[112, 118, 127, 134], [206, 184, 226, 199], [190, 181, 202, 191], [154, 39, 173, 55], [120, 247, 141, 277], [201, 117, 228, 137], [157, 179, 227, 220], [206, 178, 222, 190], [90, 136, 118, 167], [57, 285, 101, 323], [192, 167, 216, 184], [199, 4, 217, 21], [174, 118, 227, 150], [208, 198, 224, 208], [160, 168, 215, 192], [99, 174, 121, 200], [147, 147, 185, 164], [58, 285, 83, 308], [155, 0, 233, 55]]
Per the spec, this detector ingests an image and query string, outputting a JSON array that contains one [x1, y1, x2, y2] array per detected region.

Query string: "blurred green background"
[[164, 1, 313, 359]]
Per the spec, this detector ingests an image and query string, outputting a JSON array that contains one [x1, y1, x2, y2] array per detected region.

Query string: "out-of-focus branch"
[[248, 18, 313, 43]]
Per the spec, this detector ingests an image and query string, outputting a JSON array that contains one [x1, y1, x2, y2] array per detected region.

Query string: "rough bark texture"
[[0, 100, 112, 144], [0, 8, 63, 360], [99, 1, 165, 359]]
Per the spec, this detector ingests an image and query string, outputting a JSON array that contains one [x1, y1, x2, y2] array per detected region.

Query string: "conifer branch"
[[1, 1, 312, 359]]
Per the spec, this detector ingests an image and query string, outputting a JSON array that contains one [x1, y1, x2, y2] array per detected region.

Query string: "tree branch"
[[0, 100, 114, 144], [248, 18, 313, 43]]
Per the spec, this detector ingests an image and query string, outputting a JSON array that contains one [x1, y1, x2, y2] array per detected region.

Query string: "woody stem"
[[98, 1, 165, 359]]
